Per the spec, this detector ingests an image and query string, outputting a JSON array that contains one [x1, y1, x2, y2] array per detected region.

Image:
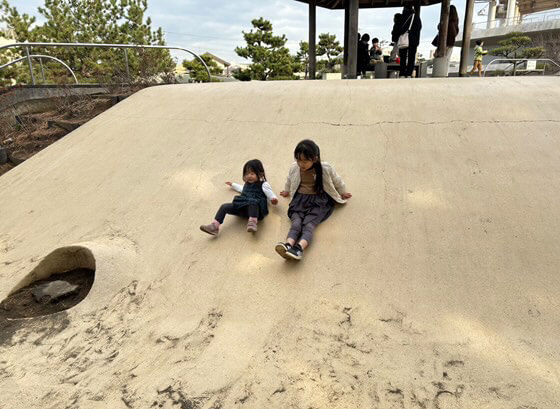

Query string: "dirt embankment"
[[0, 93, 131, 176]]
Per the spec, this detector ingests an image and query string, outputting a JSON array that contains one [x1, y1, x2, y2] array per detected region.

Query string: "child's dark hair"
[[475, 40, 482, 46], [294, 139, 323, 193], [243, 159, 266, 181], [372, 37, 379, 44]]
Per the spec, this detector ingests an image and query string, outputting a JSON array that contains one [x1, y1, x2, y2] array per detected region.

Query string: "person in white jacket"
[[200, 159, 278, 235], [275, 140, 352, 261]]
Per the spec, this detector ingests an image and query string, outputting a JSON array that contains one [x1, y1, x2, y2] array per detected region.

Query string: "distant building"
[[201, 52, 232, 76], [456, 1, 560, 72]]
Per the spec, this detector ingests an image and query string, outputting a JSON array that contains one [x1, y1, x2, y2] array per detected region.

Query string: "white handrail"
[[0, 42, 211, 84], [483, 58, 560, 77], [0, 54, 79, 84]]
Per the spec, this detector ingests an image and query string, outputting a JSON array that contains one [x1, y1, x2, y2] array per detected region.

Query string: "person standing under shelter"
[[357, 33, 371, 77], [446, 5, 460, 62], [396, 5, 422, 78]]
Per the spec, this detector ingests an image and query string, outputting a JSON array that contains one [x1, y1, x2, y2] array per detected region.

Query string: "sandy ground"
[[0, 78, 559, 408]]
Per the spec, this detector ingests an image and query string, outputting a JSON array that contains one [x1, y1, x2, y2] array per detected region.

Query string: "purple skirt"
[[288, 192, 335, 225]]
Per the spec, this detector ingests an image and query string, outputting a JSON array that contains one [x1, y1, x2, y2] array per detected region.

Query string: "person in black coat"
[[395, 5, 422, 77], [357, 33, 371, 77]]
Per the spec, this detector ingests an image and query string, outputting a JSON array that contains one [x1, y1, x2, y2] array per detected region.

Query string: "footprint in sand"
[[434, 390, 461, 409], [383, 387, 405, 409]]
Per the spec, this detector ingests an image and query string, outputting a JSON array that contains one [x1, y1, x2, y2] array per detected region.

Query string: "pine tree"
[[317, 33, 343, 73], [235, 17, 296, 81], [0, 0, 175, 85], [182, 54, 222, 83]]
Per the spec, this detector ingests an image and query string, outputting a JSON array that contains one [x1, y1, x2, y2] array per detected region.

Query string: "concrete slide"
[[1, 78, 559, 408]]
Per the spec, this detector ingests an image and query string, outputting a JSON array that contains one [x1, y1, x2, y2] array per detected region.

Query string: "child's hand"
[[280, 191, 290, 198], [225, 181, 233, 187], [271, 198, 278, 205], [341, 192, 352, 200]]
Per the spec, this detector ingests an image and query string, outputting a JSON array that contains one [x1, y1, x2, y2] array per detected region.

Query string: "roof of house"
[[202, 52, 231, 67]]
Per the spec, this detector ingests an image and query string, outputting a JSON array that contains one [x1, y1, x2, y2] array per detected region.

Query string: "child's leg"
[[214, 203, 238, 224], [298, 222, 318, 250], [246, 204, 259, 221], [284, 219, 316, 261], [201, 203, 236, 235], [287, 213, 304, 246], [246, 204, 259, 232]]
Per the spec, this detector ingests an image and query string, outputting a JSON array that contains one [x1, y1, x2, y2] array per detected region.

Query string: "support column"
[[343, 2, 349, 78], [25, 46, 36, 85], [436, 0, 450, 58], [459, 0, 475, 76], [309, 0, 316, 80], [347, 0, 359, 79], [487, 0, 497, 29], [506, 0, 516, 25], [434, 0, 450, 77]]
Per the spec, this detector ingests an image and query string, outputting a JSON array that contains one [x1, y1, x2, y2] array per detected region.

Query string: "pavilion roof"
[[294, 0, 442, 9]]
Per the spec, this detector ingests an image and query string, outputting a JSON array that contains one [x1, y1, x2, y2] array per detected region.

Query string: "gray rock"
[[7, 150, 26, 165], [0, 147, 7, 165], [32, 280, 79, 304]]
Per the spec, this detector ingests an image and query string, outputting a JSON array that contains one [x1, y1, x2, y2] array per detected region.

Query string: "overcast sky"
[[14, 0, 490, 64]]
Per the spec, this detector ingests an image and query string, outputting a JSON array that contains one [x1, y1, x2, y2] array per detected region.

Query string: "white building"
[[456, 0, 560, 73]]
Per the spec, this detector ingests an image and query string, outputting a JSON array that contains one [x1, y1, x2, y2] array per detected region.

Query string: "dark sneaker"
[[285, 244, 303, 261], [200, 223, 219, 236], [275, 242, 291, 259], [247, 220, 258, 233]]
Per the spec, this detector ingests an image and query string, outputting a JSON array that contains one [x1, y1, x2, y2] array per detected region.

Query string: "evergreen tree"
[[182, 54, 222, 82], [235, 17, 296, 80], [295, 40, 309, 79], [491, 31, 545, 59], [317, 32, 343, 73], [0, 0, 175, 85]]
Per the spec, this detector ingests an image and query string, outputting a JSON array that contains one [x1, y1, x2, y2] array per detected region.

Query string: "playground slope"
[[0, 77, 559, 409]]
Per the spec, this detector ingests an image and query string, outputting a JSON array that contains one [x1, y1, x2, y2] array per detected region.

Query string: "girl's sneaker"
[[200, 223, 219, 236], [275, 242, 292, 259], [247, 219, 258, 233], [285, 244, 304, 261]]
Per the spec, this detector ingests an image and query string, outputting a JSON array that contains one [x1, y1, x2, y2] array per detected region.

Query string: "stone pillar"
[[459, 0, 475, 76], [506, 0, 516, 25], [434, 0, 450, 77], [487, 0, 497, 29], [309, 0, 316, 80]]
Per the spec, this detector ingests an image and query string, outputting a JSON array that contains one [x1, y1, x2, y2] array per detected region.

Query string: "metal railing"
[[0, 42, 211, 84], [472, 10, 560, 30], [483, 58, 560, 76], [0, 54, 79, 84]]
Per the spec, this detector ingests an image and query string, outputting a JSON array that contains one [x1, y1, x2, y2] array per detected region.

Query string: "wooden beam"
[[343, 1, 349, 77], [347, 0, 359, 79], [309, 0, 317, 79], [436, 0, 450, 58], [459, 0, 475, 76]]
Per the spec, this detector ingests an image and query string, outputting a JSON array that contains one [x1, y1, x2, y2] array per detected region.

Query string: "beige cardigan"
[[284, 162, 348, 204]]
